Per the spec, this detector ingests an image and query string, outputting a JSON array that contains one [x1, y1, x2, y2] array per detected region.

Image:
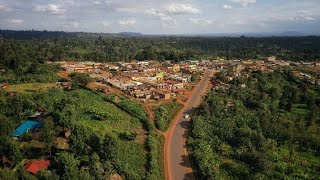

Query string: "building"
[[168, 75, 188, 83], [155, 72, 164, 81], [24, 160, 50, 174], [166, 80, 184, 90], [266, 56, 276, 63], [0, 82, 8, 89], [152, 89, 171, 100], [168, 64, 180, 72], [12, 120, 44, 137]]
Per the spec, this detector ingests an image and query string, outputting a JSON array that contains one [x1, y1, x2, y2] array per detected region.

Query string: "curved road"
[[166, 69, 214, 180]]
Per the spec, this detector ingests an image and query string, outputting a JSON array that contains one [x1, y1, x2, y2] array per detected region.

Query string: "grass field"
[[6, 83, 56, 93]]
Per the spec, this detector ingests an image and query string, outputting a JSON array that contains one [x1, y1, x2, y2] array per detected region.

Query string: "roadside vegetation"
[[154, 100, 183, 131], [189, 69, 320, 179]]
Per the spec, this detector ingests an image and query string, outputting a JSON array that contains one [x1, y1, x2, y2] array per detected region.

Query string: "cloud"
[[145, 3, 200, 27], [34, 4, 66, 15], [0, 4, 11, 12], [305, 16, 315, 21], [118, 18, 136, 25], [165, 3, 200, 15], [228, 0, 256, 7], [71, 22, 79, 28], [93, 1, 102, 5], [102, 21, 112, 27], [160, 16, 177, 27], [145, 8, 166, 17], [7, 19, 24, 25], [145, 8, 177, 27], [223, 4, 233, 10], [290, 16, 316, 22], [189, 18, 213, 25]]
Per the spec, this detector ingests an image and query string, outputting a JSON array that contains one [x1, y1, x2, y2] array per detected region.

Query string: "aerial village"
[[2, 57, 320, 175], [51, 57, 320, 100]]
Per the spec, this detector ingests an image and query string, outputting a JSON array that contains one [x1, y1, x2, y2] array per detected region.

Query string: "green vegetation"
[[106, 95, 165, 180], [0, 88, 164, 179], [1, 31, 320, 65], [189, 70, 320, 179], [154, 100, 183, 131], [69, 73, 93, 88], [6, 83, 56, 93]]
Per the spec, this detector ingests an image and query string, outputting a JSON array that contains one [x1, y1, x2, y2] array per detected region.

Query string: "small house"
[[24, 160, 50, 174], [152, 89, 171, 100]]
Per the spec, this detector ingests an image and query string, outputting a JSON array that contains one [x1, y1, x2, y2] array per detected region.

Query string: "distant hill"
[[0, 29, 144, 40], [118, 32, 143, 36], [175, 31, 311, 37], [1, 29, 318, 40]]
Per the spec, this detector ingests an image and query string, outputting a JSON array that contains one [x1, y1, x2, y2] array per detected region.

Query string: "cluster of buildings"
[[52, 57, 320, 100], [54, 60, 206, 100], [212, 57, 320, 90]]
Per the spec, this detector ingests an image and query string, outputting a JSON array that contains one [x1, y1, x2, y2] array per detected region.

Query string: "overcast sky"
[[0, 0, 319, 34]]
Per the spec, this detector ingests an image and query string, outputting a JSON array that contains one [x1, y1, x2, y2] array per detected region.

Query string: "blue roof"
[[12, 120, 43, 137]]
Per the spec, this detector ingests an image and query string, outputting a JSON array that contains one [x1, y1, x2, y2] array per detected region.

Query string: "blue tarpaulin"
[[12, 120, 43, 137]]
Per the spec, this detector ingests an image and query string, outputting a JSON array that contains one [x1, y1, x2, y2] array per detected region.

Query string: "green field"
[[6, 83, 56, 93]]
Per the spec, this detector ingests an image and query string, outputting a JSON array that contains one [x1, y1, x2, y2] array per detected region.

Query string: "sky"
[[0, 0, 319, 34]]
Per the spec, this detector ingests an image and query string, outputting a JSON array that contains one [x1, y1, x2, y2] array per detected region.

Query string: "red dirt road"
[[164, 69, 214, 180]]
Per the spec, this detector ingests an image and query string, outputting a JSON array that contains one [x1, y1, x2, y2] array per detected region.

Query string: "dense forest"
[[1, 30, 320, 66], [189, 70, 320, 179]]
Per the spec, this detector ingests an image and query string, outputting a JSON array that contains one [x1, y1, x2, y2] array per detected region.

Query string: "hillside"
[[0, 88, 163, 179]]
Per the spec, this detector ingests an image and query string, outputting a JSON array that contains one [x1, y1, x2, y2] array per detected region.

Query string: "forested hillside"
[[189, 70, 320, 179]]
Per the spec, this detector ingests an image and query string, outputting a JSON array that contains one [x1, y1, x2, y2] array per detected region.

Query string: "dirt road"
[[165, 69, 214, 180]]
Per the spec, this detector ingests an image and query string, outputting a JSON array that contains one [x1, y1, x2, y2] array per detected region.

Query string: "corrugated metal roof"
[[12, 120, 43, 137]]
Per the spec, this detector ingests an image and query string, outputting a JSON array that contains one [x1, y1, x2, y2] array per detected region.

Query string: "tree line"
[[1, 30, 320, 65]]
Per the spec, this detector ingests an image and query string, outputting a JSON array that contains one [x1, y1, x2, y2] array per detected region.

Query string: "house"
[[266, 56, 276, 63], [152, 89, 171, 100], [184, 65, 197, 71], [54, 137, 70, 150], [0, 82, 8, 89], [166, 80, 184, 90], [133, 90, 153, 99], [300, 62, 313, 66], [315, 60, 320, 66], [12, 120, 44, 137], [168, 64, 180, 72], [63, 128, 72, 139], [153, 83, 167, 90], [155, 72, 164, 81], [24, 160, 50, 174], [168, 76, 188, 83], [137, 61, 149, 66], [186, 60, 199, 65], [57, 81, 72, 90]]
